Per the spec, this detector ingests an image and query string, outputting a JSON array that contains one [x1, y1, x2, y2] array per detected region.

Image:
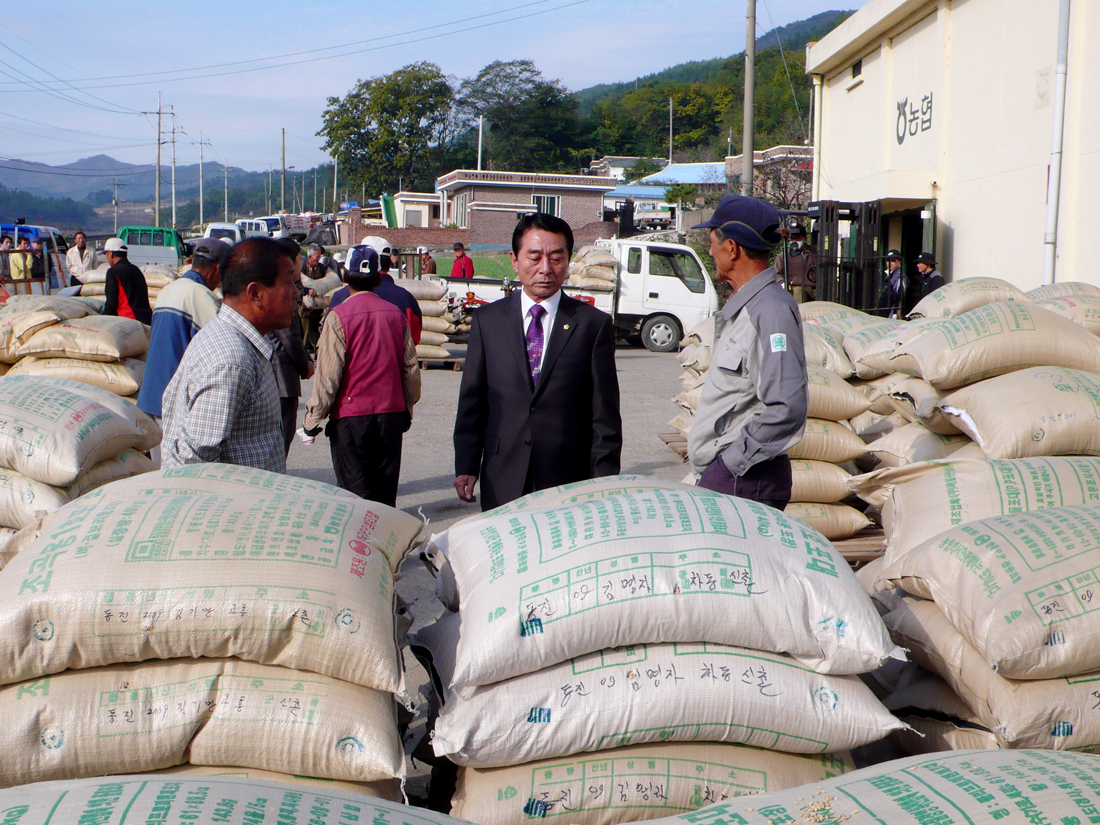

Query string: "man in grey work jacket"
[[687, 195, 808, 510]]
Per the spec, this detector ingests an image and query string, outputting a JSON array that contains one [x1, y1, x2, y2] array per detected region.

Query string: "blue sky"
[[0, 1, 847, 172]]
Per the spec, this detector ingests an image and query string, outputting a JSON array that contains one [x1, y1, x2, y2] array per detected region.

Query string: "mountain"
[[575, 10, 852, 115]]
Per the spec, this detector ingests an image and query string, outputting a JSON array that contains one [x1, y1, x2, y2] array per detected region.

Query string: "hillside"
[[575, 10, 852, 115]]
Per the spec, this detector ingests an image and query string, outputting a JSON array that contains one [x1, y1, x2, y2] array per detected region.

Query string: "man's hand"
[[306, 361, 316, 380], [454, 475, 478, 503]]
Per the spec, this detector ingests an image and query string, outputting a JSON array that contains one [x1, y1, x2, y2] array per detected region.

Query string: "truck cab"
[[116, 226, 186, 269]]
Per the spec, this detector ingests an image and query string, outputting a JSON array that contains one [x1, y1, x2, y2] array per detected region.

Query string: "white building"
[[806, 0, 1097, 288]]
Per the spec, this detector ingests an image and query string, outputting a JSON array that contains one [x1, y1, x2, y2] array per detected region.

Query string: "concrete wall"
[[449, 184, 608, 245], [809, 0, 1096, 289]]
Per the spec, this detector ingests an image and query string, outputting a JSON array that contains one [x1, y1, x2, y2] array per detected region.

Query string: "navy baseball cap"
[[691, 195, 782, 250], [346, 244, 379, 275]]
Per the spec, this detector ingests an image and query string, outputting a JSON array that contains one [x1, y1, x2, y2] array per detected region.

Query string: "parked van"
[[0, 223, 69, 292], [235, 219, 270, 238], [203, 222, 244, 245], [116, 226, 186, 269]]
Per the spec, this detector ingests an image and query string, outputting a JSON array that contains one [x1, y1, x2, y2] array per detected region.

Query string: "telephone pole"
[[170, 109, 177, 228], [193, 131, 211, 227], [742, 0, 756, 196], [155, 92, 162, 227], [313, 168, 318, 212], [267, 166, 272, 214], [668, 97, 673, 163], [281, 128, 286, 211], [111, 180, 125, 233], [224, 164, 229, 222]]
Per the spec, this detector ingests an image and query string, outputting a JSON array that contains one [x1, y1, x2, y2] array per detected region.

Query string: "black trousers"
[[327, 412, 408, 507], [280, 396, 298, 457], [697, 453, 792, 511]]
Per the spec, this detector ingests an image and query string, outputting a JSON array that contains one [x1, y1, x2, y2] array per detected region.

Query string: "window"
[[455, 193, 469, 228], [852, 59, 862, 78], [431, 204, 440, 219], [648, 248, 706, 294], [627, 247, 642, 274], [532, 194, 559, 216], [153, 231, 166, 246], [139, 231, 152, 246]]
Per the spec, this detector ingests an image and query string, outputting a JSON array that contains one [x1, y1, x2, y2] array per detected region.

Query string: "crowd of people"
[[9, 196, 835, 516]]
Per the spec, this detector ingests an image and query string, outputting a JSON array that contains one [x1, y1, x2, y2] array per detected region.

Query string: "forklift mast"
[[809, 200, 883, 312]]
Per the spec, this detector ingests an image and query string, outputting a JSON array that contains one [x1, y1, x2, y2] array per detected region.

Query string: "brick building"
[[436, 170, 618, 247]]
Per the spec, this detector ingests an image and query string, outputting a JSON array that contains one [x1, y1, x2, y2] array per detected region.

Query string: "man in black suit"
[[453, 213, 622, 511]]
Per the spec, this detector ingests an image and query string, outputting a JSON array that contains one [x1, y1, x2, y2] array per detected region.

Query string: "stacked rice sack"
[[79, 263, 177, 310], [0, 296, 149, 399], [396, 277, 456, 361], [668, 317, 712, 443], [567, 245, 617, 291], [0, 463, 423, 797], [414, 476, 908, 825]]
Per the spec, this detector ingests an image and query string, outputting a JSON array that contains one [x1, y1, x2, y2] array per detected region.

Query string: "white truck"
[[446, 238, 718, 352]]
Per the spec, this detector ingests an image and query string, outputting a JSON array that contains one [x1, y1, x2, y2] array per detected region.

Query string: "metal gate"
[[810, 200, 883, 313]]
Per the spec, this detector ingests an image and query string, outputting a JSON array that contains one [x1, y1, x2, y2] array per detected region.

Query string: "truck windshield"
[[263, 218, 280, 231], [649, 248, 706, 294]]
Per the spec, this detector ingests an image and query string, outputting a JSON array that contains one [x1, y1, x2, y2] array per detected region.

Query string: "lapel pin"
[[563, 324, 570, 330]]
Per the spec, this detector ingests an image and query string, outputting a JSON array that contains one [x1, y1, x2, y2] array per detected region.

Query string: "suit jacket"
[[454, 291, 622, 511], [271, 313, 311, 398]]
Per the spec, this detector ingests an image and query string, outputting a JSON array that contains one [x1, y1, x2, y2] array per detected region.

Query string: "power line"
[[0, 122, 150, 147], [0, 108, 143, 141], [0, 1, 594, 91], [0, 38, 138, 114], [0, 161, 154, 177], [760, 0, 810, 143]]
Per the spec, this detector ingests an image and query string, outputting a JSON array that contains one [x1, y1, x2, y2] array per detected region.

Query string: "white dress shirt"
[[520, 288, 562, 376]]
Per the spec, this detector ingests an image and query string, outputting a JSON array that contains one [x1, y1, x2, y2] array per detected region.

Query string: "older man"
[[687, 195, 808, 511], [65, 231, 97, 286], [160, 237, 299, 472], [102, 238, 152, 324], [300, 244, 339, 354]]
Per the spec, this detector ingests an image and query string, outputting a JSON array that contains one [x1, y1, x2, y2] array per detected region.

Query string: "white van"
[[236, 219, 270, 238], [203, 223, 243, 245]]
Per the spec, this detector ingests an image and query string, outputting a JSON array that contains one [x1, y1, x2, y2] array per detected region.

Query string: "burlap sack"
[[668, 412, 692, 439], [680, 316, 714, 348], [0, 775, 463, 825], [803, 323, 854, 378], [0, 658, 403, 787], [1033, 295, 1100, 335], [938, 367, 1100, 459], [585, 265, 616, 282], [141, 271, 176, 289], [568, 277, 615, 291], [676, 344, 711, 375], [1027, 281, 1100, 301], [17, 316, 149, 363], [79, 283, 107, 296], [0, 466, 423, 691], [0, 526, 18, 554], [395, 278, 448, 301], [850, 371, 913, 415], [908, 276, 1031, 319], [836, 320, 907, 379], [798, 302, 870, 325], [417, 614, 900, 766], [788, 418, 868, 463], [806, 365, 870, 421], [451, 744, 854, 825], [0, 314, 63, 363], [153, 765, 401, 801], [868, 422, 970, 468], [418, 300, 447, 317], [64, 448, 156, 499], [785, 502, 871, 541], [420, 331, 449, 347], [7, 356, 145, 395], [885, 598, 1100, 750], [878, 303, 1100, 389], [849, 457, 1100, 559], [617, 748, 1100, 825], [301, 272, 342, 302], [422, 315, 458, 335], [417, 344, 451, 359], [429, 487, 903, 686], [883, 672, 1003, 754], [791, 460, 852, 503], [0, 295, 97, 322], [848, 410, 905, 440], [0, 375, 159, 486], [854, 558, 906, 616], [882, 501, 1100, 679], [883, 375, 960, 434]]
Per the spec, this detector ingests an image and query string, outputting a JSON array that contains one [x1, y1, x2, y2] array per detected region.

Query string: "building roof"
[[604, 184, 669, 200], [806, 0, 928, 76], [436, 169, 617, 193], [590, 156, 671, 171], [637, 162, 727, 185]]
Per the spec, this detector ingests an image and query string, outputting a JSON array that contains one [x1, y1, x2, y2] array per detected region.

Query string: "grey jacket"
[[688, 266, 808, 476]]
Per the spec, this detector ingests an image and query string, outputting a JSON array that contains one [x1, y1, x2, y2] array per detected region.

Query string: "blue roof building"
[[636, 162, 728, 187]]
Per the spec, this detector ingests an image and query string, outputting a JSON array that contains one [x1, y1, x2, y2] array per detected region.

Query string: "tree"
[[626, 157, 662, 181], [457, 60, 580, 172], [318, 62, 455, 199]]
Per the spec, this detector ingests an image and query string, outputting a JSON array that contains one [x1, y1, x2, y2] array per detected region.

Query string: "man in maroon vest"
[[301, 246, 421, 505]]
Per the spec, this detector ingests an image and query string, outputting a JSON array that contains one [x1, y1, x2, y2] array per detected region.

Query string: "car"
[[235, 219, 271, 239], [203, 222, 244, 245]]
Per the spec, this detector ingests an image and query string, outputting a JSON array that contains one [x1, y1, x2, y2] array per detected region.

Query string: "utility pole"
[[477, 116, 484, 171], [332, 156, 338, 216], [170, 109, 177, 228], [742, 0, 756, 196], [193, 131, 211, 228], [112, 180, 125, 233], [267, 166, 272, 214], [728, 125, 733, 157], [313, 168, 318, 212], [155, 92, 162, 227], [281, 128, 286, 211], [224, 164, 228, 222], [668, 97, 673, 163]]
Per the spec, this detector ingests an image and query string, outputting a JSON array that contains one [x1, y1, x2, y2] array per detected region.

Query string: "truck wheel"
[[641, 315, 681, 353]]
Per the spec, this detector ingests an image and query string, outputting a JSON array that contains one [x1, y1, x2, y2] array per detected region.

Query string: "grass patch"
[[436, 255, 514, 281]]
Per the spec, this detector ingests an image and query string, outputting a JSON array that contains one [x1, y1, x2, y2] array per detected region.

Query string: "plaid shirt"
[[161, 303, 285, 473]]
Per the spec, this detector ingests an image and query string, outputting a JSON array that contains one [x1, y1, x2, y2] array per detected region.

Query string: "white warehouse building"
[[806, 0, 1097, 289]]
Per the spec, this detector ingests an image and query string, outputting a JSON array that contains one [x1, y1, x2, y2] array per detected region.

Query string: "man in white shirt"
[[65, 231, 97, 286]]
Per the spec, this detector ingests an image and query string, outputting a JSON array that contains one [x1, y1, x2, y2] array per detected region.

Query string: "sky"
[[0, 0, 848, 174]]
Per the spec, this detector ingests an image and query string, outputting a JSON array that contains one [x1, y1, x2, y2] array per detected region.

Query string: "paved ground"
[[285, 344, 690, 794]]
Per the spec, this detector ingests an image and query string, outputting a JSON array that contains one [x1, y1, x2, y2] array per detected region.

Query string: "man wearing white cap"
[[418, 246, 436, 275], [102, 238, 152, 325]]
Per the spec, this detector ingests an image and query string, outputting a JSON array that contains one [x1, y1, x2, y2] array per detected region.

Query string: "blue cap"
[[346, 244, 379, 275], [691, 195, 782, 250]]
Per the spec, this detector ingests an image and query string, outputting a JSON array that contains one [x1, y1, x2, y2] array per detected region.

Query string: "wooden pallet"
[[418, 358, 464, 371], [657, 428, 688, 461], [833, 527, 886, 570]]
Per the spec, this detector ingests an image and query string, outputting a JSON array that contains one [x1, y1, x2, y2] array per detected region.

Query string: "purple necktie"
[[526, 304, 545, 385]]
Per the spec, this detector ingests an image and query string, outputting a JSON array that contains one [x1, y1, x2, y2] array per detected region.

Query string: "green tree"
[[626, 157, 662, 181], [318, 62, 455, 199], [457, 60, 580, 172]]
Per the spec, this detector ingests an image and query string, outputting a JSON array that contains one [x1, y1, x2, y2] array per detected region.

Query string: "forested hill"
[[574, 10, 852, 116]]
